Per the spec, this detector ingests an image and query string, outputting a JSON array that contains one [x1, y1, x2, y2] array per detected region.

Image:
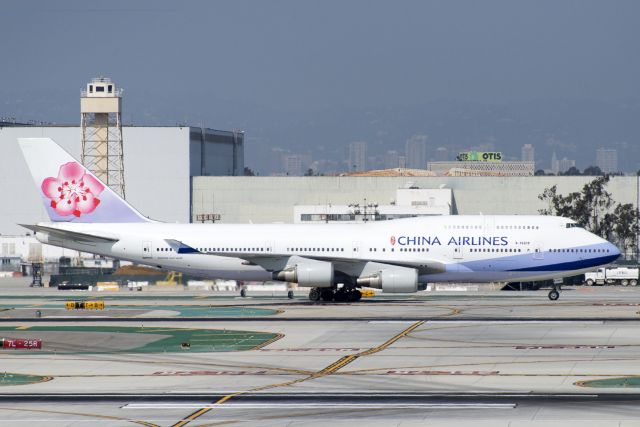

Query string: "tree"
[[613, 203, 640, 259], [243, 167, 255, 176], [535, 169, 548, 176], [560, 166, 581, 176], [539, 176, 639, 259], [583, 165, 603, 176]]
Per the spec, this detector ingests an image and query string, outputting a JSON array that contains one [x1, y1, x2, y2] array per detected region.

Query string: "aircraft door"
[[533, 243, 544, 260], [483, 216, 495, 233], [351, 241, 361, 258], [142, 241, 152, 259]]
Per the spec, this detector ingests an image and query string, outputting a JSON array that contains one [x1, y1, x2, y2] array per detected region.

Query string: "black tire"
[[240, 288, 247, 298], [333, 291, 347, 302], [321, 289, 334, 302], [351, 290, 362, 302], [548, 290, 559, 301], [585, 279, 594, 286], [287, 290, 294, 299], [309, 288, 321, 301]]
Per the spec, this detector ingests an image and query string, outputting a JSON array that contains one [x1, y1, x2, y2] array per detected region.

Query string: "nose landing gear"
[[548, 280, 562, 301]]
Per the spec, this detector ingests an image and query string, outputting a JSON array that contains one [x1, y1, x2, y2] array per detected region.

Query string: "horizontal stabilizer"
[[20, 224, 119, 243]]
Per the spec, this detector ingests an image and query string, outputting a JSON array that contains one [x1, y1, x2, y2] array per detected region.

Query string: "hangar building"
[[192, 175, 639, 224]]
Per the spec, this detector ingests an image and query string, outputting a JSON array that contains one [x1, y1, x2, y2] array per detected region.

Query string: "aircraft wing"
[[20, 224, 119, 244], [164, 239, 445, 275]]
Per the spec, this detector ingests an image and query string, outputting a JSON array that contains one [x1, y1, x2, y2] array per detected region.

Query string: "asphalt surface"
[[1, 277, 640, 426]]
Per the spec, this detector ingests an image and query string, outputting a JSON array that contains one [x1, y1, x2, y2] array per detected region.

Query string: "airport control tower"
[[80, 77, 125, 197]]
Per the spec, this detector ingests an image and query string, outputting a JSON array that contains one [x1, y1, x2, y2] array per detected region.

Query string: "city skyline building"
[[347, 141, 367, 172], [521, 144, 535, 163], [550, 151, 559, 174], [283, 154, 303, 176], [405, 134, 428, 169], [559, 157, 576, 173], [596, 147, 619, 174], [434, 146, 449, 162], [383, 150, 400, 169]]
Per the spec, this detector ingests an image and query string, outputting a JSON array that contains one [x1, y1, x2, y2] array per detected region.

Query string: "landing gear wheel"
[[287, 290, 294, 299], [309, 288, 321, 301], [548, 290, 559, 301], [321, 289, 334, 302], [333, 290, 348, 302], [240, 288, 247, 298], [348, 289, 362, 302]]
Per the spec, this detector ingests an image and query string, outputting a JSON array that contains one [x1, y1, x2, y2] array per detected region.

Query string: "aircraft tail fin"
[[18, 138, 150, 223]]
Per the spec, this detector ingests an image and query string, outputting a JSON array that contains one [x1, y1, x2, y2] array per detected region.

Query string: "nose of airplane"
[[608, 243, 621, 259]]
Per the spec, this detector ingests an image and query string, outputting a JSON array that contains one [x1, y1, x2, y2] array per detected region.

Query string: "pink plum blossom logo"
[[41, 162, 105, 217], [390, 236, 396, 246]]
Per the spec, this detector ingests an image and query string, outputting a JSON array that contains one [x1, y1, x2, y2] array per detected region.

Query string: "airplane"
[[18, 138, 620, 301]]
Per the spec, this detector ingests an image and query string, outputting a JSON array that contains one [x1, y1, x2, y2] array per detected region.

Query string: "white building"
[[0, 125, 243, 235], [293, 188, 452, 223], [347, 141, 367, 172], [521, 144, 535, 163], [283, 154, 303, 176], [551, 151, 559, 174], [191, 175, 637, 225], [405, 134, 428, 169], [596, 148, 618, 174], [559, 157, 576, 173], [434, 147, 449, 162], [0, 235, 88, 266], [426, 161, 534, 176]]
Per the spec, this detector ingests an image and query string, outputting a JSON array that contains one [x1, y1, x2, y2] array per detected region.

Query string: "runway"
[[1, 278, 640, 425]]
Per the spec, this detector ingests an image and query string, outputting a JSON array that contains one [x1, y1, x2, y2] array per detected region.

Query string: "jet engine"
[[275, 259, 334, 288], [356, 265, 418, 293]]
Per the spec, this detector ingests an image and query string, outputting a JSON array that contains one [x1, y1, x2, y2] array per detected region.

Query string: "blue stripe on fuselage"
[[506, 254, 619, 272], [455, 242, 617, 273]]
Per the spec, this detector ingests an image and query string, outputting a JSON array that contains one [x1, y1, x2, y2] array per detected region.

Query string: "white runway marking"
[[368, 320, 418, 324], [122, 403, 516, 410], [427, 320, 605, 324]]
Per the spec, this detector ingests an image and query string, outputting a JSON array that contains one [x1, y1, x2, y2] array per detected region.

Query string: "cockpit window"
[[566, 223, 582, 229]]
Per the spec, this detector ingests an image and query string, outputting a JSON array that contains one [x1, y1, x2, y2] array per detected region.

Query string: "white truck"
[[584, 267, 639, 286]]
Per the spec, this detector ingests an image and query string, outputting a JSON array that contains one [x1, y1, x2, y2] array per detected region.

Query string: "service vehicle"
[[584, 267, 639, 286]]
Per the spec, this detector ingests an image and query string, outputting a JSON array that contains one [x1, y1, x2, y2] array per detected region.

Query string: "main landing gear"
[[309, 287, 362, 303]]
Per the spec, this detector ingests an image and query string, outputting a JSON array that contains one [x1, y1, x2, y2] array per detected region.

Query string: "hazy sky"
[[2, 0, 638, 117]]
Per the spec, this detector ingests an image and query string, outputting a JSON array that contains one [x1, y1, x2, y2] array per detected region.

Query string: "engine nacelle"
[[275, 259, 334, 288], [357, 265, 418, 293]]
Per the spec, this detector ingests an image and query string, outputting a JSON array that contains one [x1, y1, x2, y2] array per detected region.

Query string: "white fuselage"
[[34, 215, 619, 286]]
